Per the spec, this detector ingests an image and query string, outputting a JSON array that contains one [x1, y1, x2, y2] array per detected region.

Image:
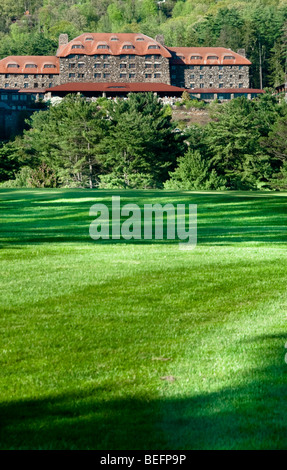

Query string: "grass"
[[0, 188, 287, 450]]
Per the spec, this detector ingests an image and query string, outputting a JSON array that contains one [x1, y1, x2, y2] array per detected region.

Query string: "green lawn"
[[0, 188, 287, 450]]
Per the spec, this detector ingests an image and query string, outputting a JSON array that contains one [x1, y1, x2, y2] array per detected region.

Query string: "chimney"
[[237, 48, 246, 58], [59, 34, 69, 47], [155, 34, 165, 46]]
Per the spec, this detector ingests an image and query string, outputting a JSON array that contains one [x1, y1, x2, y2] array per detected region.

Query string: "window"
[[7, 63, 19, 68], [200, 75, 203, 79], [103, 63, 110, 68], [12, 94, 19, 101], [122, 44, 134, 49], [94, 63, 101, 68], [85, 37, 93, 41], [20, 94, 26, 101], [43, 64, 56, 68], [190, 55, 202, 60], [97, 44, 109, 49], [72, 44, 84, 49], [230, 83, 233, 87], [14, 84, 18, 87], [120, 63, 127, 69], [200, 83, 204, 88], [207, 56, 218, 60], [190, 83, 195, 89], [145, 63, 152, 68], [189, 65, 194, 70], [209, 75, 213, 78], [219, 75, 223, 79], [129, 73, 135, 78], [219, 83, 223, 88], [200, 65, 203, 70], [103, 73, 110, 78], [154, 63, 160, 69], [230, 74, 233, 78], [136, 37, 144, 41], [148, 45, 160, 49], [239, 83, 243, 88], [239, 75, 243, 79], [153, 55, 161, 59], [219, 65, 223, 70], [5, 83, 9, 88], [48, 74, 54, 78], [190, 74, 195, 79], [129, 63, 136, 69], [5, 74, 10, 78], [94, 73, 101, 78], [111, 37, 119, 41], [24, 74, 28, 78], [209, 83, 213, 87], [69, 63, 76, 69], [224, 55, 235, 60], [120, 73, 127, 78], [49, 83, 52, 88], [239, 65, 243, 70], [145, 73, 152, 78], [154, 73, 161, 78], [25, 64, 37, 68], [78, 73, 85, 78], [78, 63, 85, 68], [69, 73, 75, 78]]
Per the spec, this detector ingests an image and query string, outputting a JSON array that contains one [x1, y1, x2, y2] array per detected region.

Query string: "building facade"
[[0, 33, 251, 92]]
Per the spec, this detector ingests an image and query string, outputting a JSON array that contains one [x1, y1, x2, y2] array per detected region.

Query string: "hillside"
[[0, 0, 286, 88]]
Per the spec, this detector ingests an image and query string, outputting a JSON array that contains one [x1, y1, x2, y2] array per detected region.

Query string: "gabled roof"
[[0, 56, 60, 74], [56, 33, 171, 58], [168, 47, 251, 65]]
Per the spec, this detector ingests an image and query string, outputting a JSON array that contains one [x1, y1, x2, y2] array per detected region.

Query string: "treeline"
[[1, 92, 287, 191], [0, 0, 287, 88]]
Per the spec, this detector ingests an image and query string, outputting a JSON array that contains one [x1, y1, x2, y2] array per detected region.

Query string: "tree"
[[101, 93, 186, 188]]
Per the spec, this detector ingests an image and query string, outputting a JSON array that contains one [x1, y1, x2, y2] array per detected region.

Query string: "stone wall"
[[0, 73, 60, 89], [59, 54, 171, 85], [170, 64, 249, 89]]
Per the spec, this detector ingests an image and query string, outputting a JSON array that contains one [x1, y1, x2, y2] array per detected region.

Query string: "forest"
[[1, 91, 287, 191], [0, 1, 287, 191], [0, 0, 287, 89]]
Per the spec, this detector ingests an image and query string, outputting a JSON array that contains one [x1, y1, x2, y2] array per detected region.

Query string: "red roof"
[[168, 47, 251, 66], [0, 56, 59, 74], [48, 82, 187, 93], [189, 88, 264, 93], [57, 33, 171, 58]]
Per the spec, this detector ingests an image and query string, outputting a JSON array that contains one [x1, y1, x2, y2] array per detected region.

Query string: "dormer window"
[[97, 44, 109, 49], [25, 64, 37, 68], [136, 37, 144, 41], [190, 55, 202, 60], [43, 64, 56, 68], [72, 44, 84, 49], [224, 55, 235, 60], [7, 63, 19, 68], [85, 37, 94, 41], [207, 56, 219, 60], [111, 37, 119, 41], [148, 45, 160, 49], [122, 44, 134, 49]]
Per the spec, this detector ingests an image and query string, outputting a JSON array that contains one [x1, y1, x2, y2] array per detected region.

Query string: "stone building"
[[0, 33, 251, 91]]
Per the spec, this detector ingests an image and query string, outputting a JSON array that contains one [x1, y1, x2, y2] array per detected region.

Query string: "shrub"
[[164, 149, 226, 190]]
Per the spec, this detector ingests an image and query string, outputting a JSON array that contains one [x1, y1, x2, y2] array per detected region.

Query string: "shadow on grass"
[[1, 333, 286, 450], [1, 189, 287, 246]]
